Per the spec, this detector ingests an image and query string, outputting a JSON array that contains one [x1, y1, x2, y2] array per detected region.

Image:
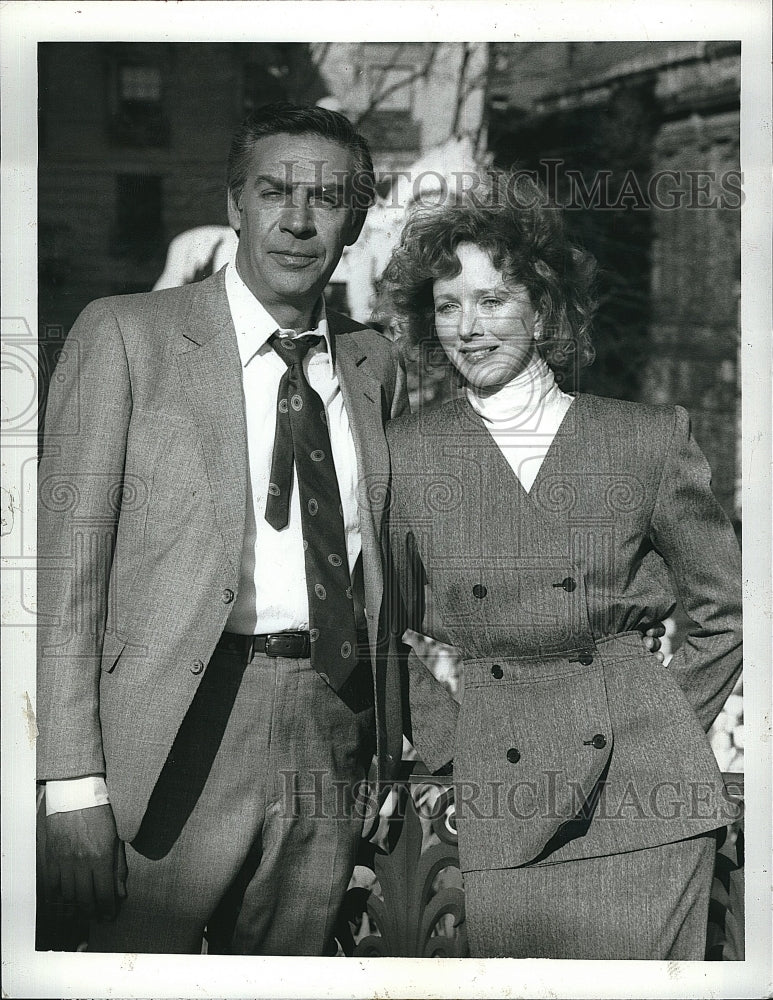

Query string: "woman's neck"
[[466, 353, 561, 421]]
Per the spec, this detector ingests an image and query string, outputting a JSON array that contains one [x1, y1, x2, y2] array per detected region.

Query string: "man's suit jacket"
[[386, 393, 743, 874], [37, 268, 413, 842]]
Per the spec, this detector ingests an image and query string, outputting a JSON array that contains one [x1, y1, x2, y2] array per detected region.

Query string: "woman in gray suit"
[[382, 172, 743, 959]]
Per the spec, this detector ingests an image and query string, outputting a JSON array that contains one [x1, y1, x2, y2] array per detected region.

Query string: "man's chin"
[[237, 256, 334, 315], [264, 270, 326, 305]]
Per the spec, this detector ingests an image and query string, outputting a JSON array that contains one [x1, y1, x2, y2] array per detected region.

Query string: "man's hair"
[[227, 103, 376, 218], [382, 170, 598, 371]]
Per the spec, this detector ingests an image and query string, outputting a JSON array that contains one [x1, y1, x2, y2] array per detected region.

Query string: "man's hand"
[[44, 804, 127, 921], [642, 623, 666, 663]]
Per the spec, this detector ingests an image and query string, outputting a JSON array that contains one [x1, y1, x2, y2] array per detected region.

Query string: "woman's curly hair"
[[381, 170, 598, 371]]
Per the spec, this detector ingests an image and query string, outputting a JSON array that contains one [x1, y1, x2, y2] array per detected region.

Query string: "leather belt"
[[217, 628, 370, 661], [218, 630, 311, 659]]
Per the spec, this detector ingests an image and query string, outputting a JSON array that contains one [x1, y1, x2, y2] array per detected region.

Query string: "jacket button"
[[578, 653, 594, 665], [491, 664, 504, 679], [472, 584, 487, 599], [506, 747, 521, 763], [552, 577, 576, 592], [190, 659, 205, 675], [585, 733, 607, 750], [222, 588, 235, 604]]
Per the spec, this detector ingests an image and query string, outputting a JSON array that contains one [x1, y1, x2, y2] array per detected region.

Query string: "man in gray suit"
[[37, 104, 453, 954]]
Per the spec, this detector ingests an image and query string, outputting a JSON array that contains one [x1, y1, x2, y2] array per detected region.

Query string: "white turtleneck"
[[465, 353, 574, 493]]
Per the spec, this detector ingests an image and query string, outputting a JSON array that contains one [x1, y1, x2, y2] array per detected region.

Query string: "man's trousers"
[[89, 644, 375, 954]]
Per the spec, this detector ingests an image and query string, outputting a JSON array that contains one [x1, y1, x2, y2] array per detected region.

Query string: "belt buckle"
[[265, 632, 308, 658]]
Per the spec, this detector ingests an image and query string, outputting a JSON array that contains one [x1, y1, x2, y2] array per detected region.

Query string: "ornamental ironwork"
[[336, 766, 467, 957]]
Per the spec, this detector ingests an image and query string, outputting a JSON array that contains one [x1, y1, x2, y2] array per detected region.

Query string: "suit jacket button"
[[491, 664, 504, 679], [579, 653, 593, 665], [472, 584, 487, 599], [506, 747, 521, 764], [552, 577, 576, 592], [587, 733, 607, 749], [190, 659, 205, 675], [222, 588, 235, 604]]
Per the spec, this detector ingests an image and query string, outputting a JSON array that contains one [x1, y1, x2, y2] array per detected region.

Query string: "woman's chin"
[[459, 361, 516, 393]]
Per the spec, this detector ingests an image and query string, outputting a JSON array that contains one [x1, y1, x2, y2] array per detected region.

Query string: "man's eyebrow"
[[253, 173, 347, 194], [254, 173, 294, 190]]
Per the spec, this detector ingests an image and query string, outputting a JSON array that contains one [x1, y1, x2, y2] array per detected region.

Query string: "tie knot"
[[271, 333, 322, 366]]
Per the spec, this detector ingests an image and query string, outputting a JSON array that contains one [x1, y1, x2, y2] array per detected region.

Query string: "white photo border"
[[2, 2, 771, 997]]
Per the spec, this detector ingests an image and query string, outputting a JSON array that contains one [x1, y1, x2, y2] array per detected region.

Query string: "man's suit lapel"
[[329, 315, 391, 533], [329, 313, 393, 660], [176, 271, 247, 575]]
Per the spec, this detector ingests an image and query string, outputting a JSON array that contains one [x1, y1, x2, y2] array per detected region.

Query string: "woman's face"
[[433, 242, 540, 393]]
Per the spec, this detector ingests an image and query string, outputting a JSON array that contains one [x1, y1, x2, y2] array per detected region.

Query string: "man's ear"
[[227, 190, 241, 232]]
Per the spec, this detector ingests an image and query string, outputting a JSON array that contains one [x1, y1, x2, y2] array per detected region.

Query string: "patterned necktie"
[[265, 333, 359, 693]]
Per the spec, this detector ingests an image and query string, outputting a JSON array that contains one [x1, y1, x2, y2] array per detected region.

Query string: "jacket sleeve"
[[383, 479, 459, 773], [649, 405, 742, 731], [37, 300, 132, 780]]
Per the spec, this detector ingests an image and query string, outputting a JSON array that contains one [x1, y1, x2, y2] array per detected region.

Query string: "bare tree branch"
[[450, 42, 473, 136], [473, 43, 492, 159], [365, 41, 409, 102]]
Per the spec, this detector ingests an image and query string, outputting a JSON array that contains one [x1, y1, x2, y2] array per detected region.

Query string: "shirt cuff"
[[45, 776, 109, 815]]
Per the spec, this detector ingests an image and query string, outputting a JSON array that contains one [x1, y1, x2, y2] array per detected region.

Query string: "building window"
[[360, 65, 420, 151], [120, 63, 162, 101], [112, 174, 164, 259], [110, 61, 168, 146]]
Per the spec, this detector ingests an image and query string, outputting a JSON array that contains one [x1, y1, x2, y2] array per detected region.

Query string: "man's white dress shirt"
[[224, 262, 361, 633]]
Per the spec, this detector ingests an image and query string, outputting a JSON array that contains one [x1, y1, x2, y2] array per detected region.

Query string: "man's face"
[[228, 132, 364, 326]]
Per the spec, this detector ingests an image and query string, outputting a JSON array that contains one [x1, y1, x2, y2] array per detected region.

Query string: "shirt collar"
[[465, 352, 571, 427], [224, 261, 333, 371]]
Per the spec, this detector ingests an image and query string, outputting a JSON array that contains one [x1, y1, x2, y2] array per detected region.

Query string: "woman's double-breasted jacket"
[[385, 393, 743, 874]]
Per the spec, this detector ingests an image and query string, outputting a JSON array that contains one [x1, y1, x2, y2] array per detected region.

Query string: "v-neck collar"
[[455, 393, 580, 502]]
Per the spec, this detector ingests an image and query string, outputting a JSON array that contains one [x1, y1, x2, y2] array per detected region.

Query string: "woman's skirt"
[[462, 830, 718, 959]]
